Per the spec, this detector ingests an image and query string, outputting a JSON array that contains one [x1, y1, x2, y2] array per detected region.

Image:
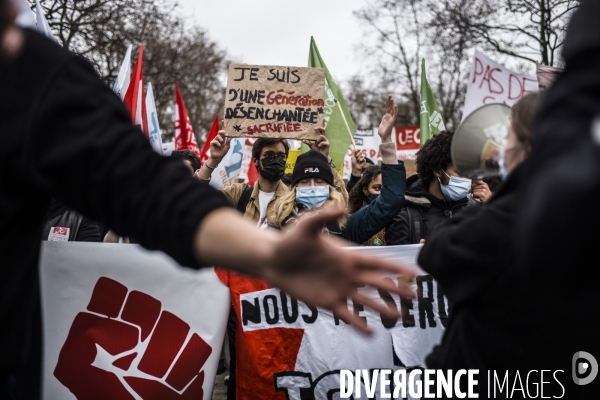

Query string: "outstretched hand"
[[262, 208, 416, 333], [378, 95, 398, 144]]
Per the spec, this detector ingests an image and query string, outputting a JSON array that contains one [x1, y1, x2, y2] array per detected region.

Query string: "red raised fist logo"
[[54, 277, 212, 399]]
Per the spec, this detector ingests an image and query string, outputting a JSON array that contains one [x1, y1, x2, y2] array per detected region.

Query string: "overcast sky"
[[179, 0, 368, 83]]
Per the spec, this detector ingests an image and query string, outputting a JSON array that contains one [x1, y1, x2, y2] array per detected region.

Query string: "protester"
[[0, 7, 416, 398], [42, 198, 101, 242], [347, 165, 388, 245], [514, 0, 600, 387], [386, 130, 486, 244], [346, 149, 375, 192], [417, 93, 541, 380], [198, 135, 291, 226], [170, 149, 200, 176], [270, 96, 406, 244]]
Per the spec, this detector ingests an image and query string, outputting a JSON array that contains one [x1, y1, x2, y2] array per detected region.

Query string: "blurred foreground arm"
[[195, 207, 416, 332]]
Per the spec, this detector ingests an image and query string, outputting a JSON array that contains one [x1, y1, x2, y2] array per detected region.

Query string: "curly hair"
[[348, 165, 382, 214], [416, 130, 454, 184]]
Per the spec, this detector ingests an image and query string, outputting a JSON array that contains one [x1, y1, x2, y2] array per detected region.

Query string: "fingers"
[[314, 126, 326, 136], [358, 270, 416, 299], [352, 291, 399, 319], [332, 302, 371, 334], [295, 208, 345, 237]]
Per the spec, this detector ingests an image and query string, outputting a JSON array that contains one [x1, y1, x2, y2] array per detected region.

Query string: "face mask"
[[259, 157, 285, 182], [366, 193, 380, 204], [439, 170, 471, 201], [296, 186, 330, 209]]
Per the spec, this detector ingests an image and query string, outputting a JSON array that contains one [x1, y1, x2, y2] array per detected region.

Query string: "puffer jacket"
[[385, 175, 469, 245]]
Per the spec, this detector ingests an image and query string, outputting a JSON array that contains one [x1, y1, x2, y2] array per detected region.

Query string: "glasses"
[[261, 152, 287, 161]]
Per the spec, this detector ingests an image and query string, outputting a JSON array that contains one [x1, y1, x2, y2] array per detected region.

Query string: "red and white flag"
[[175, 83, 200, 155], [123, 45, 148, 137], [200, 115, 220, 165]]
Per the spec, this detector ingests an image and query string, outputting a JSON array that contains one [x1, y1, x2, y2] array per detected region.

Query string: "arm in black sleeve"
[[385, 208, 411, 245], [74, 216, 101, 242], [346, 174, 360, 193], [417, 202, 514, 304], [32, 55, 231, 268]]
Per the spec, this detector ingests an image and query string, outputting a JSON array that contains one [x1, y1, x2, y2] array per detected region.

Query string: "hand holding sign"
[[207, 131, 231, 165], [301, 126, 330, 159]]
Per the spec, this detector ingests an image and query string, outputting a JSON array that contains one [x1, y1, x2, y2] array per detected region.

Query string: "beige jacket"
[[221, 166, 347, 223], [222, 180, 289, 223]]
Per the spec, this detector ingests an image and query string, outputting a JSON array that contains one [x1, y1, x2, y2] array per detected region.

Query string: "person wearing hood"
[[386, 130, 483, 245]]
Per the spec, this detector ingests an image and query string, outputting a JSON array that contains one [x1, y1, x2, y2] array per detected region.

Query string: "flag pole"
[[335, 99, 356, 150]]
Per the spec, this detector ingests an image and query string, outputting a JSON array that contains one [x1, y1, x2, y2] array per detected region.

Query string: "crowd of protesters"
[[2, 0, 600, 398]]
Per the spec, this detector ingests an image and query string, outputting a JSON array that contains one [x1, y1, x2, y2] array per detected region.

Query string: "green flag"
[[307, 37, 355, 173], [420, 59, 445, 147]]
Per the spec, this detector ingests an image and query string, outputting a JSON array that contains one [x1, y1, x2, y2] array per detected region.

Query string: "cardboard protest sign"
[[463, 51, 538, 120], [39, 242, 229, 400], [217, 244, 446, 400], [223, 64, 325, 139]]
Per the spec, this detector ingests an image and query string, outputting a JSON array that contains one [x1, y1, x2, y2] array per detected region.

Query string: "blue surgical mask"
[[296, 186, 330, 209], [439, 170, 471, 201]]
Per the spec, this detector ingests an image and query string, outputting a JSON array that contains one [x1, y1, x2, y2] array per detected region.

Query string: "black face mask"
[[366, 193, 380, 204], [258, 157, 285, 182]]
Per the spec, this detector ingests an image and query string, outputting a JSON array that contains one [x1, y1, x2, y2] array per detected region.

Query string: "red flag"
[[175, 83, 200, 155], [200, 115, 219, 165], [123, 45, 148, 136]]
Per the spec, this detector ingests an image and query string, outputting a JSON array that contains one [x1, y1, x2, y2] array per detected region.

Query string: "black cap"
[[291, 150, 334, 187]]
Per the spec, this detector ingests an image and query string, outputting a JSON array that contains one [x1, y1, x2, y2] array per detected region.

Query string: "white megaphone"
[[451, 104, 512, 179]]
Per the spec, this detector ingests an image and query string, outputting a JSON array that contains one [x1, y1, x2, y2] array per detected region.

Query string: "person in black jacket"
[[386, 130, 480, 245], [513, 1, 600, 394], [42, 198, 101, 242], [417, 93, 541, 385], [0, 5, 415, 398]]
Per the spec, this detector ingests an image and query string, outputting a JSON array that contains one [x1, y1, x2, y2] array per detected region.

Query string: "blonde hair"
[[268, 185, 347, 229]]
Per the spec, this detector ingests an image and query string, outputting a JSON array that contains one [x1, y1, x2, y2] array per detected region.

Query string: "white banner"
[[222, 244, 446, 400], [463, 51, 538, 120], [342, 128, 383, 180], [39, 242, 229, 400]]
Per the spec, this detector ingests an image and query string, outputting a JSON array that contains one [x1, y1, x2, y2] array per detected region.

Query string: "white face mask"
[[439, 170, 472, 201]]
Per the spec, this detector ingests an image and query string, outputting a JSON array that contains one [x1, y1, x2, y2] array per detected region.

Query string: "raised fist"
[[54, 277, 212, 399]]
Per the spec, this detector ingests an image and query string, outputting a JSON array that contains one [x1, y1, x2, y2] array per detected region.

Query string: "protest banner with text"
[[463, 51, 538, 120], [224, 64, 325, 139], [216, 245, 446, 400]]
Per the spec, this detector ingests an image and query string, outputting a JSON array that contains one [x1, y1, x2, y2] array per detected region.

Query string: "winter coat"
[[385, 175, 469, 245]]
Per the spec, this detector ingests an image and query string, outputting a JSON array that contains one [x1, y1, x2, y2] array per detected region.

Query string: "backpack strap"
[[236, 185, 253, 214], [405, 205, 425, 244]]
